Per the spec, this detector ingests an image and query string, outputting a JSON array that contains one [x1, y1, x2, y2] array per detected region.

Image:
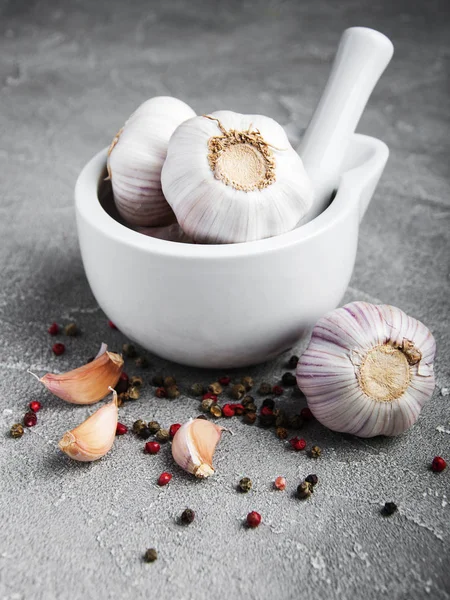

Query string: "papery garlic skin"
[[296, 302, 436, 438], [161, 110, 314, 243], [39, 347, 123, 405], [171, 418, 224, 478], [58, 390, 119, 461], [107, 96, 196, 227]]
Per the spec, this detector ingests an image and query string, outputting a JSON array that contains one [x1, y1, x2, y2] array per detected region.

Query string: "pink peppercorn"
[[300, 407, 314, 421], [169, 423, 181, 438], [145, 442, 161, 455], [48, 322, 59, 335], [158, 472, 172, 486], [290, 437, 307, 451], [23, 412, 37, 427], [218, 376, 231, 386], [202, 392, 218, 401], [155, 387, 167, 398], [29, 401, 42, 413], [431, 456, 447, 472], [116, 423, 128, 435], [272, 385, 284, 396], [52, 343, 65, 356], [246, 511, 261, 528], [274, 476, 286, 490], [222, 404, 235, 418], [260, 406, 273, 417]]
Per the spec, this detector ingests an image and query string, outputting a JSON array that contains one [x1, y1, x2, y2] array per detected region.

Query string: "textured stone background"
[[0, 0, 449, 599]]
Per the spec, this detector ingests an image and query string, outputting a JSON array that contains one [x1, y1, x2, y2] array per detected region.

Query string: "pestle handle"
[[298, 27, 394, 224]]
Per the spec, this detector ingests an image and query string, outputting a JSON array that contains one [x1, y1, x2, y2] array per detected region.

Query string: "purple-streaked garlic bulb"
[[296, 301, 436, 437], [107, 96, 196, 227]]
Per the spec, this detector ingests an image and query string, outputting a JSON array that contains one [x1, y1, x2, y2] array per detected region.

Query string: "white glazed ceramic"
[[299, 27, 394, 224], [75, 134, 388, 368]]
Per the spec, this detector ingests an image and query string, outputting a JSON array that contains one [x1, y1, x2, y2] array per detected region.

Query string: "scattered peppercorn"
[[431, 456, 447, 472], [64, 323, 79, 337], [201, 398, 215, 412], [152, 375, 164, 387], [222, 404, 235, 418], [239, 477, 253, 493], [244, 402, 257, 413], [231, 384, 246, 400], [115, 372, 129, 394], [300, 407, 314, 421], [122, 343, 137, 358], [241, 376, 254, 391], [275, 411, 289, 428], [260, 406, 274, 417], [23, 412, 37, 427], [243, 412, 257, 425], [208, 382, 223, 395], [262, 398, 275, 410], [305, 474, 318, 486], [190, 383, 205, 396], [166, 385, 180, 400], [246, 511, 261, 528], [10, 423, 24, 438], [218, 376, 231, 386], [156, 429, 170, 443], [169, 423, 181, 438], [274, 476, 286, 490], [259, 413, 276, 428], [310, 445, 321, 458], [157, 472, 172, 486], [163, 376, 177, 388], [148, 421, 161, 434], [135, 356, 149, 368], [276, 427, 288, 440], [52, 343, 65, 356], [281, 372, 297, 386], [210, 405, 223, 418], [155, 387, 167, 398], [290, 437, 306, 451], [133, 420, 146, 434], [29, 401, 42, 413], [144, 548, 158, 563], [288, 355, 299, 369], [180, 508, 195, 524], [128, 386, 140, 401], [48, 322, 59, 335], [108, 320, 117, 329], [242, 395, 255, 407], [258, 382, 272, 395], [288, 415, 304, 430], [203, 392, 218, 401], [129, 375, 144, 387], [297, 481, 312, 499], [116, 423, 128, 435], [145, 441, 161, 455], [232, 403, 245, 416], [138, 427, 151, 440], [272, 385, 283, 396], [382, 502, 398, 516]]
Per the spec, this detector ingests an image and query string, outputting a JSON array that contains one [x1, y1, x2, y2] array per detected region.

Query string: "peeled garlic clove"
[[161, 110, 314, 243], [296, 301, 436, 438], [35, 346, 123, 405], [107, 96, 196, 227], [171, 418, 224, 478], [58, 389, 119, 461]]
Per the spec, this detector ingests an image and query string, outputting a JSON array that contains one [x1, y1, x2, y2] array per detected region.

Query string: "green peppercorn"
[[382, 502, 398, 516], [231, 384, 246, 400], [64, 322, 79, 336], [180, 508, 195, 524], [288, 415, 304, 430], [201, 398, 215, 412], [122, 343, 137, 358], [166, 385, 180, 400], [310, 445, 321, 458], [148, 421, 161, 434], [258, 382, 272, 395], [241, 376, 254, 391], [210, 405, 223, 418], [138, 427, 151, 440], [244, 402, 257, 413], [10, 423, 24, 438], [238, 477, 252, 493], [281, 372, 297, 386], [155, 429, 170, 443], [152, 375, 164, 386], [243, 412, 257, 425], [128, 386, 140, 400], [208, 382, 223, 395], [297, 481, 312, 499], [129, 375, 144, 387], [190, 383, 205, 396], [242, 395, 255, 407], [276, 427, 288, 440], [305, 474, 318, 486], [262, 398, 275, 409], [163, 376, 176, 388], [135, 356, 149, 368], [133, 420, 147, 434], [144, 548, 158, 563], [288, 355, 299, 369]]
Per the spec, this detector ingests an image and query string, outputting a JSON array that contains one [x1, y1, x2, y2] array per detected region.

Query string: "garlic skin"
[[296, 302, 436, 437], [161, 110, 314, 243], [36, 346, 123, 405], [171, 418, 224, 478], [58, 390, 119, 461], [107, 96, 196, 227]]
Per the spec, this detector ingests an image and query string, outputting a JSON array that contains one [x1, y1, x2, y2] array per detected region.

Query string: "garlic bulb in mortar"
[[161, 111, 314, 243], [107, 96, 196, 227], [296, 302, 436, 437]]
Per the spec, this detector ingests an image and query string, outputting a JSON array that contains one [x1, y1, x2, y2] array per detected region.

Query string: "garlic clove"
[[296, 301, 436, 438], [33, 345, 123, 405], [161, 110, 314, 244], [58, 389, 119, 461], [108, 96, 196, 227], [171, 418, 225, 478]]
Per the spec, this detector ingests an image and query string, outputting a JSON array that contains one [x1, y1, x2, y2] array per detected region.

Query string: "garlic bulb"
[[171, 418, 225, 478], [58, 389, 119, 461], [296, 302, 436, 437], [134, 223, 194, 244], [107, 96, 196, 227], [161, 111, 314, 243]]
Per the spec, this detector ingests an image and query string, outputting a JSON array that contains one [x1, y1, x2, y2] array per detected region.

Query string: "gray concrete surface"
[[0, 0, 449, 599]]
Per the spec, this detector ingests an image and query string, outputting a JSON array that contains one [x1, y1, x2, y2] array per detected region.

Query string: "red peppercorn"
[[23, 412, 37, 427], [108, 320, 117, 329], [246, 511, 261, 528], [274, 476, 286, 490], [155, 387, 167, 398], [218, 376, 231, 386], [145, 441, 161, 455], [222, 404, 235, 418], [272, 385, 284, 396], [48, 322, 59, 335], [52, 342, 65, 356], [202, 392, 218, 401], [158, 472, 172, 486], [260, 406, 273, 417], [300, 407, 314, 421], [169, 423, 181, 438], [29, 401, 42, 413], [116, 423, 128, 435], [431, 456, 447, 472], [289, 437, 307, 451], [232, 403, 245, 415]]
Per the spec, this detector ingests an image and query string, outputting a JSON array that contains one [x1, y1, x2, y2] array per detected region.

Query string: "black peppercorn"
[[166, 385, 180, 400], [133, 419, 146, 434], [297, 481, 312, 499], [238, 477, 252, 493], [208, 382, 223, 395], [305, 474, 318, 486], [128, 385, 140, 400], [281, 372, 297, 386], [259, 413, 276, 428], [231, 384, 246, 400], [382, 502, 398, 516], [122, 343, 137, 358], [288, 355, 299, 369], [190, 383, 205, 396], [262, 398, 275, 410], [242, 395, 255, 407], [163, 376, 176, 387], [10, 423, 24, 438], [210, 405, 223, 418], [244, 402, 257, 413], [201, 398, 215, 412], [152, 375, 164, 387], [156, 429, 170, 443], [144, 548, 158, 563], [148, 421, 161, 434], [258, 382, 272, 395], [241, 376, 254, 391], [138, 427, 151, 440], [275, 410, 289, 428], [276, 427, 288, 440], [310, 445, 321, 458], [129, 375, 144, 387], [243, 412, 257, 425], [64, 322, 79, 336], [180, 508, 195, 524]]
